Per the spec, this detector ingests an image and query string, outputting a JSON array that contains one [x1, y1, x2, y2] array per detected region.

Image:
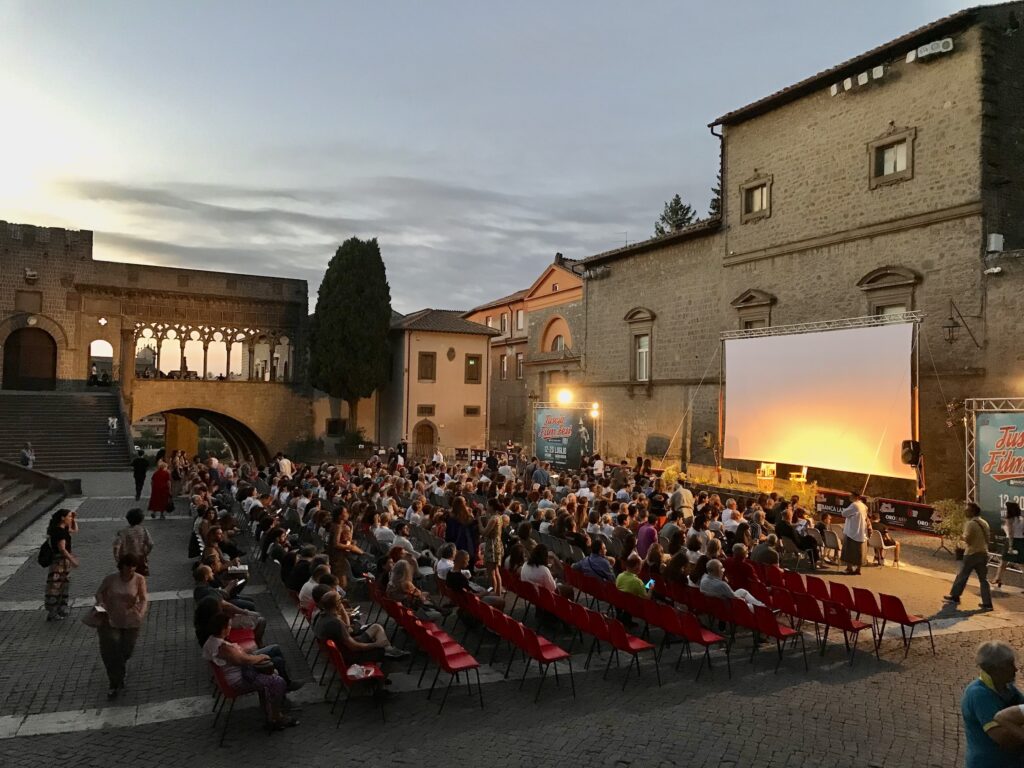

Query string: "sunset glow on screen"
[[723, 323, 915, 480]]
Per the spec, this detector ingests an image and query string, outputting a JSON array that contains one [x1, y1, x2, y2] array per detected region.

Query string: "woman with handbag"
[[93, 553, 148, 698], [202, 612, 298, 732], [44, 508, 79, 621], [112, 508, 154, 576], [148, 460, 172, 520]]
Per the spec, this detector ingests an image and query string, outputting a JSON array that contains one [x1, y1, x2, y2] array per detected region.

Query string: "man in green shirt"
[[615, 553, 648, 598], [944, 503, 993, 610]]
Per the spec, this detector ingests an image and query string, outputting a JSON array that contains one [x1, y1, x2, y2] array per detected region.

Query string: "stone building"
[[0, 220, 312, 460], [570, 3, 1024, 501], [464, 255, 583, 449]]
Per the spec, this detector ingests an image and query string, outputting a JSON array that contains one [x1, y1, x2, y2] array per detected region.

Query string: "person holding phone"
[[44, 508, 79, 621]]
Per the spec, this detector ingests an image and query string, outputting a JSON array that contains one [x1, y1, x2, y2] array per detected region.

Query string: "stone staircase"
[[0, 462, 69, 547], [0, 391, 130, 472]]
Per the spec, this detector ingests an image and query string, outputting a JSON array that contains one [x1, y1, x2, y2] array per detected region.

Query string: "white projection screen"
[[723, 322, 915, 480]]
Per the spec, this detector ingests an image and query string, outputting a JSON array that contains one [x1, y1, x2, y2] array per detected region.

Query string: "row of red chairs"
[[502, 568, 685, 686], [368, 581, 484, 713], [442, 587, 576, 702]]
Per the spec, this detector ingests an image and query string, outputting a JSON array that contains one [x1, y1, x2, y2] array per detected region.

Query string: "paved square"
[[0, 475, 1018, 767]]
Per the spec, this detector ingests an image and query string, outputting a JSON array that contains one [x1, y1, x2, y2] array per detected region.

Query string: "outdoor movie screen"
[[723, 322, 916, 480]]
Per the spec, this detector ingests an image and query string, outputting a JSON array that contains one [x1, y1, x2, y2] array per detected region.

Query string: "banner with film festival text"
[[976, 411, 1024, 527], [532, 407, 595, 470]]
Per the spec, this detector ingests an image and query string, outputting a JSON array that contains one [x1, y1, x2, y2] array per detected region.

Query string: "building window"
[[875, 303, 907, 316], [739, 173, 773, 224], [550, 335, 565, 352], [8, 224, 22, 240], [730, 288, 776, 329], [464, 405, 481, 417], [485, 315, 493, 328], [516, 310, 525, 331], [634, 334, 650, 382], [417, 404, 435, 417], [500, 354, 508, 380], [551, 283, 559, 292], [417, 351, 436, 382], [465, 354, 482, 384], [868, 127, 915, 189], [516, 352, 524, 380], [500, 313, 508, 335], [325, 418, 347, 436]]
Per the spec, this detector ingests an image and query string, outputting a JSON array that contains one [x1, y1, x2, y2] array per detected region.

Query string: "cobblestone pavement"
[[0, 477, 1021, 767]]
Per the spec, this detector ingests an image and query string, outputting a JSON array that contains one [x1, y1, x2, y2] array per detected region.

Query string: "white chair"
[[868, 529, 898, 567], [822, 528, 843, 563]]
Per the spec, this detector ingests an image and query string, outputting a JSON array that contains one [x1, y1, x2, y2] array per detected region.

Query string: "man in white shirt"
[[498, 461, 514, 481], [577, 483, 593, 501], [299, 563, 330, 608], [431, 449, 444, 465], [537, 490, 556, 510], [435, 544, 457, 580], [670, 481, 694, 519], [373, 515, 396, 546], [592, 454, 605, 477], [699, 559, 763, 609], [391, 521, 416, 554]]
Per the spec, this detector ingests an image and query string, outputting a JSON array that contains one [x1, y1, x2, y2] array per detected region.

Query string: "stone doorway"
[[2, 327, 57, 390], [412, 420, 437, 459]]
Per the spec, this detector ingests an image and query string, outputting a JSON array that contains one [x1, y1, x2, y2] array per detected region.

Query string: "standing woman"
[[148, 460, 172, 520], [480, 501, 504, 596], [328, 506, 361, 589], [993, 502, 1024, 588], [113, 508, 154, 577], [94, 553, 148, 698], [45, 508, 79, 621], [841, 491, 868, 576]]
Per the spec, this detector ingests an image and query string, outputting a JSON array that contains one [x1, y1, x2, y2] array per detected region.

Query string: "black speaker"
[[901, 440, 921, 465]]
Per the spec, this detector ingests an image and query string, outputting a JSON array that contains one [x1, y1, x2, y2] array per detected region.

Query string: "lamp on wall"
[[942, 299, 981, 348]]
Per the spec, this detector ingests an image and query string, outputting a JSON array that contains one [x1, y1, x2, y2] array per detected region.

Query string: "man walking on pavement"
[[131, 450, 149, 502], [944, 502, 994, 611]]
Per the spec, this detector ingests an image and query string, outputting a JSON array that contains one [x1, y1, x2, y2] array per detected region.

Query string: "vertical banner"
[[533, 407, 596, 470], [976, 411, 1024, 526]]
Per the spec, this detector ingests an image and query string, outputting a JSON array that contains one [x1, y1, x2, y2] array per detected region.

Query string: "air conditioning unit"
[[916, 37, 954, 61]]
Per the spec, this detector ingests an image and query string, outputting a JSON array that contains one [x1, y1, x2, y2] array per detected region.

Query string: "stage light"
[[556, 389, 574, 405], [590, 409, 599, 418], [591, 402, 599, 410]]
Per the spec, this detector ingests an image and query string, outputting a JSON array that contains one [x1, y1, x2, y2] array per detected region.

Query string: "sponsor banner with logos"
[[976, 411, 1024, 527], [814, 488, 851, 519], [875, 497, 937, 535]]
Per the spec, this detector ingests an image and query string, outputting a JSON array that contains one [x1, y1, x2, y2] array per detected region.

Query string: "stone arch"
[[541, 316, 572, 352], [857, 265, 920, 314], [0, 312, 70, 349], [856, 265, 920, 290], [138, 408, 271, 464], [2, 327, 57, 390], [623, 307, 656, 323]]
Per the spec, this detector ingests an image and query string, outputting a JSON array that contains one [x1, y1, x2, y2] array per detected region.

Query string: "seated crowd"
[[179, 448, 899, 730]]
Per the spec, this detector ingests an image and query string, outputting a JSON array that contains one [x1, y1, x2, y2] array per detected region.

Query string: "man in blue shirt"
[[961, 641, 1024, 767], [572, 539, 615, 582]]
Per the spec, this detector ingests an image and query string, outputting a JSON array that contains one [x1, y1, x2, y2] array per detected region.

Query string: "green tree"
[[708, 170, 722, 218], [309, 237, 393, 429], [654, 194, 696, 236]]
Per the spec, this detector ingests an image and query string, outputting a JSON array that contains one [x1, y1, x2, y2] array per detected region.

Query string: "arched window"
[[541, 316, 571, 353], [551, 335, 565, 352]]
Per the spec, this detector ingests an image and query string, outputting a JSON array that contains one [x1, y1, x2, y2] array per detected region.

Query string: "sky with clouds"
[[0, 0, 965, 313]]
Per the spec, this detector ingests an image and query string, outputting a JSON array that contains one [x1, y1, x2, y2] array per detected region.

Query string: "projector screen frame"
[[718, 312, 923, 487]]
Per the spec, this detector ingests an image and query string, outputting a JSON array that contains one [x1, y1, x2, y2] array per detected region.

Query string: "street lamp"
[[556, 388, 574, 405]]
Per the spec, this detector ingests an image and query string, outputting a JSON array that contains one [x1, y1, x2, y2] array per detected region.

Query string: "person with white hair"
[[698, 559, 764, 609], [962, 641, 1024, 767]]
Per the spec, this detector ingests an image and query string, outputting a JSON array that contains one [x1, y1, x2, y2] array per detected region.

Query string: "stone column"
[[119, 328, 135, 400], [247, 342, 255, 380], [202, 341, 209, 380], [154, 334, 163, 375], [226, 340, 234, 380]]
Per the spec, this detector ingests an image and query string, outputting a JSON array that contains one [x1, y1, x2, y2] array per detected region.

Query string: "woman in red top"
[[148, 460, 172, 519]]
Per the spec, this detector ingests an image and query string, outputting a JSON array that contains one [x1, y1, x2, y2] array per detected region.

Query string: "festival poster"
[[533, 407, 596, 470], [975, 411, 1024, 527]]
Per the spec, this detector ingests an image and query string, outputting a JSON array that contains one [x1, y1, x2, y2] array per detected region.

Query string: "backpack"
[[37, 538, 54, 568]]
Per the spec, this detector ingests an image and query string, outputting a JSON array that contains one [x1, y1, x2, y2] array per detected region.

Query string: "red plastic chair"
[[604, 615, 661, 690], [853, 587, 884, 648], [783, 570, 806, 595], [805, 574, 830, 604], [508, 621, 575, 702], [745, 579, 772, 607], [878, 593, 935, 658], [765, 565, 786, 590], [793, 591, 829, 652], [677, 611, 730, 680], [583, 605, 612, 670], [750, 560, 768, 583], [421, 631, 484, 712], [821, 600, 875, 665], [753, 605, 807, 672], [828, 581, 856, 614], [323, 639, 385, 726], [209, 662, 257, 746], [768, 587, 798, 627]]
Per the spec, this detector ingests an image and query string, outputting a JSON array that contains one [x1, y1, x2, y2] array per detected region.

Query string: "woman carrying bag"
[[91, 553, 148, 699], [44, 508, 79, 621]]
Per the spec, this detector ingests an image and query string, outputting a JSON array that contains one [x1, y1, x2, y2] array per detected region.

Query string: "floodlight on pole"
[[556, 388, 574, 405]]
